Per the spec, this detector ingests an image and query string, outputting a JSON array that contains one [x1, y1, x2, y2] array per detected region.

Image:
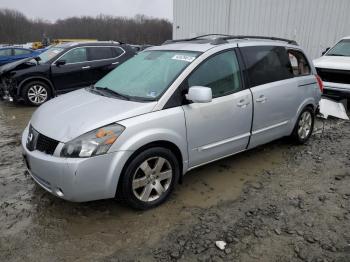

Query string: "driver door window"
[[187, 50, 242, 98], [60, 48, 87, 64]]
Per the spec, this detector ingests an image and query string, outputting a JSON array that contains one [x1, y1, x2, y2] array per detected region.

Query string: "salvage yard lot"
[[0, 101, 349, 262]]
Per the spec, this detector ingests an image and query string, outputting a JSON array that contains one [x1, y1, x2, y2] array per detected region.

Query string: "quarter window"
[[241, 46, 293, 87], [14, 49, 32, 55], [187, 50, 242, 98], [288, 50, 311, 76], [60, 47, 87, 63], [112, 47, 124, 57]]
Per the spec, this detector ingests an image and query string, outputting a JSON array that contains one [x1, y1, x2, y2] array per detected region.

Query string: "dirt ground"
[[0, 100, 349, 262]]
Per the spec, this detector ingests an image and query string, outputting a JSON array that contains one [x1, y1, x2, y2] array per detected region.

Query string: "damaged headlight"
[[61, 124, 125, 158]]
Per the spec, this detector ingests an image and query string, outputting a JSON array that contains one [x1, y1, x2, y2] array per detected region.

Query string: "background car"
[[0, 41, 136, 105], [0, 47, 45, 66], [314, 36, 350, 101]]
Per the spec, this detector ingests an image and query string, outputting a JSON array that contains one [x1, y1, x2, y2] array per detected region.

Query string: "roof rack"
[[162, 34, 232, 45], [163, 34, 298, 46]]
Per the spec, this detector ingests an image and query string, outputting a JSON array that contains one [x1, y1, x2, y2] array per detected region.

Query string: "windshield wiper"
[[327, 54, 346, 56], [95, 86, 130, 100]]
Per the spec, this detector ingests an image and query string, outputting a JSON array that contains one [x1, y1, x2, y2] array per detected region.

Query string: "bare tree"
[[0, 8, 172, 45]]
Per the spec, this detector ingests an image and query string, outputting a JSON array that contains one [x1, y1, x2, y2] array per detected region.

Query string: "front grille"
[[316, 67, 350, 85], [27, 125, 59, 155], [36, 133, 59, 155]]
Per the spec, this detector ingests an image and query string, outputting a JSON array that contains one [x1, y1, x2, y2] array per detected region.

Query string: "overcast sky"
[[0, 0, 173, 21]]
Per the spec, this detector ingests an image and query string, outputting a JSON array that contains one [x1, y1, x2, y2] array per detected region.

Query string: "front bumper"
[[22, 127, 133, 202], [323, 81, 350, 98]]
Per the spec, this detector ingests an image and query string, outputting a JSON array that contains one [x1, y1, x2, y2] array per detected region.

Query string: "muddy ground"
[[0, 101, 349, 262]]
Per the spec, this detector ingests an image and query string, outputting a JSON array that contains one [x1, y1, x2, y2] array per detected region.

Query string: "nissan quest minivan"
[[22, 35, 323, 209]]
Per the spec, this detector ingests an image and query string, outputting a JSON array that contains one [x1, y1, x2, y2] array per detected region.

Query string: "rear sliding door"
[[239, 45, 298, 148]]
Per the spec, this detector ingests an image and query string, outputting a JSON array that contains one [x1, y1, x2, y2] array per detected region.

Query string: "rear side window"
[[0, 48, 12, 57], [241, 46, 293, 87], [88, 47, 114, 61], [288, 50, 311, 76], [14, 49, 32, 55], [188, 50, 242, 98]]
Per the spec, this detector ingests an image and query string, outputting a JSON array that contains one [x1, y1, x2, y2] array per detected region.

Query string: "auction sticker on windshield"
[[172, 55, 196, 63]]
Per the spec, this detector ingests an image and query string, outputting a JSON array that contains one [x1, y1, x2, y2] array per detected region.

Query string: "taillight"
[[315, 75, 324, 93]]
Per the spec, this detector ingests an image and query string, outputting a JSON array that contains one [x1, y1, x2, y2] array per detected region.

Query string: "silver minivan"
[[22, 35, 323, 209]]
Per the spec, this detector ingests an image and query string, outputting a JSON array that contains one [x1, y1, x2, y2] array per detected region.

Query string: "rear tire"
[[118, 147, 180, 210], [22, 81, 51, 106], [291, 107, 315, 144]]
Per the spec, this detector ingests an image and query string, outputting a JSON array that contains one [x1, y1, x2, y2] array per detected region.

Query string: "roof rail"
[[162, 34, 232, 45], [213, 35, 298, 45], [163, 34, 298, 46]]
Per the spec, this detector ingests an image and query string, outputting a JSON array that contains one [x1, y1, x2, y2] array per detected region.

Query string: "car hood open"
[[313, 56, 350, 71], [30, 89, 157, 142], [0, 57, 37, 75]]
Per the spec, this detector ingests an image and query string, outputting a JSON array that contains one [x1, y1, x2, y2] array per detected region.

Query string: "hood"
[[0, 57, 37, 75], [30, 89, 157, 142], [313, 56, 350, 71]]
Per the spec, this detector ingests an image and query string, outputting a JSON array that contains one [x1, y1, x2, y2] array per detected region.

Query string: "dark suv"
[[0, 41, 135, 105]]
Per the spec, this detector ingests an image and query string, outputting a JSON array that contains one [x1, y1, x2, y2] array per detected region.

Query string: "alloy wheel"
[[27, 85, 48, 105], [132, 157, 173, 202], [298, 111, 312, 139]]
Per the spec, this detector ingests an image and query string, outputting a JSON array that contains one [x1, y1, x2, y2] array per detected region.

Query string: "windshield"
[[38, 47, 65, 63], [326, 40, 350, 57], [95, 50, 200, 101]]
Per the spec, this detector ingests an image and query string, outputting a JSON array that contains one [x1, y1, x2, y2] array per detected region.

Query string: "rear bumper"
[[22, 126, 133, 202], [323, 81, 350, 98]]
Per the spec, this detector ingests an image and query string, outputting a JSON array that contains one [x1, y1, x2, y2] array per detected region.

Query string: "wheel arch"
[[290, 100, 316, 135], [18, 77, 55, 97], [116, 140, 184, 197]]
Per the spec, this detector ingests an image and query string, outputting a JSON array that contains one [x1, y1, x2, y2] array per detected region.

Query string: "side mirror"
[[185, 86, 212, 103], [322, 47, 330, 56], [55, 60, 66, 66]]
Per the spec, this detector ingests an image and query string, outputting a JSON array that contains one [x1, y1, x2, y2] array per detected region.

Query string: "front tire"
[[22, 81, 51, 106], [118, 147, 180, 210], [291, 107, 315, 144]]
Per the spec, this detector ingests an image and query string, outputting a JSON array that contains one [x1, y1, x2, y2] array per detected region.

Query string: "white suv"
[[313, 36, 350, 100]]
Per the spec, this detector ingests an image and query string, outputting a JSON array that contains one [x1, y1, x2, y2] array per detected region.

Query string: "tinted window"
[[60, 47, 87, 63], [112, 47, 124, 57], [0, 48, 12, 57], [89, 47, 114, 60], [241, 46, 293, 87], [188, 50, 242, 98], [14, 49, 32, 55], [288, 50, 311, 76]]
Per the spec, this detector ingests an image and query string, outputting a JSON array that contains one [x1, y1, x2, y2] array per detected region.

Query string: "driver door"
[[51, 47, 91, 92], [182, 50, 253, 168]]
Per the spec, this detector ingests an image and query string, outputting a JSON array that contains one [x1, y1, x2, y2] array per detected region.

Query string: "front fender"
[[110, 107, 189, 171]]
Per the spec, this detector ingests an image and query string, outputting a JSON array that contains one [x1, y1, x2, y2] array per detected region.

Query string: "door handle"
[[256, 95, 267, 103], [82, 66, 91, 69], [111, 61, 119, 65], [237, 99, 250, 108]]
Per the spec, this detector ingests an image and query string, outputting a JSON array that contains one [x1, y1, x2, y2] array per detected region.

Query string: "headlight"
[[61, 124, 125, 158]]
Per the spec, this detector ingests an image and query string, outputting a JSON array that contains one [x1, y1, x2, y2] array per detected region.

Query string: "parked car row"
[[0, 41, 136, 105], [22, 35, 322, 209], [0, 46, 46, 66]]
